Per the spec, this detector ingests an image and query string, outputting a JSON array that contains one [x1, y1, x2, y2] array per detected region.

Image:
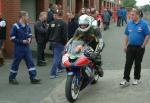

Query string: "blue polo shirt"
[[125, 19, 150, 46], [117, 8, 123, 17]]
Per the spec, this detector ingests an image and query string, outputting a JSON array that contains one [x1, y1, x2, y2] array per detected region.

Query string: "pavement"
[[0, 23, 150, 103], [40, 24, 150, 103], [40, 69, 150, 103]]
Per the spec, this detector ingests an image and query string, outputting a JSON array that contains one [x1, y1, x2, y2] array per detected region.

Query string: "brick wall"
[[0, 0, 2, 13], [36, 0, 49, 19], [2, 0, 20, 58], [43, 0, 49, 11]]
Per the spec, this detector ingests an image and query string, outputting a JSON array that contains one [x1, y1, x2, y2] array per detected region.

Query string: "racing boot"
[[96, 65, 104, 77]]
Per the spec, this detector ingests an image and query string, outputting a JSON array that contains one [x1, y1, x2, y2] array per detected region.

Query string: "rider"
[[66, 14, 104, 77]]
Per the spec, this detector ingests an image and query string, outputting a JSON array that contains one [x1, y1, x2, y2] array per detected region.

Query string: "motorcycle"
[[62, 40, 103, 102]]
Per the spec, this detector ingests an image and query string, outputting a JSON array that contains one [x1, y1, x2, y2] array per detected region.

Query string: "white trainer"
[[132, 79, 141, 85], [120, 79, 130, 86]]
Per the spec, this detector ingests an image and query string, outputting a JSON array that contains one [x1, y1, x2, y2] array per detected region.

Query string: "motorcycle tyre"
[[65, 75, 80, 102]]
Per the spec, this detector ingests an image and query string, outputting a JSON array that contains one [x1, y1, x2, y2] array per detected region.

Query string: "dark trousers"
[[123, 45, 145, 81], [103, 22, 109, 31], [117, 17, 121, 27], [121, 17, 124, 26], [37, 42, 47, 63], [0, 40, 4, 66], [123, 16, 127, 25], [121, 17, 127, 26]]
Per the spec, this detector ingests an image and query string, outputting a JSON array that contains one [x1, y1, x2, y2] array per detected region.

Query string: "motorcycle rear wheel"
[[65, 75, 80, 102]]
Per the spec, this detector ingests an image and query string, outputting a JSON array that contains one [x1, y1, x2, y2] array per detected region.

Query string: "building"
[[0, 0, 119, 57]]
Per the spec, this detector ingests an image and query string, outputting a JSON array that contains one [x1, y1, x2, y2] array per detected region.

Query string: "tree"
[[121, 0, 136, 7], [142, 4, 150, 12]]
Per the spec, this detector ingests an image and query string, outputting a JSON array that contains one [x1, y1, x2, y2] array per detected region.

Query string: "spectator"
[[81, 8, 86, 15], [122, 7, 127, 25], [139, 9, 143, 18], [0, 13, 6, 66], [48, 10, 68, 79], [9, 11, 41, 84], [96, 10, 103, 29], [102, 9, 111, 31], [107, 8, 112, 27], [47, 3, 54, 24], [116, 7, 123, 27], [67, 12, 78, 39], [34, 12, 48, 66], [90, 8, 98, 28], [120, 8, 150, 86]]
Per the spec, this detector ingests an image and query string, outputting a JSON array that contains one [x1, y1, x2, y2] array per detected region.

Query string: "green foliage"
[[121, 0, 136, 7], [142, 5, 150, 12]]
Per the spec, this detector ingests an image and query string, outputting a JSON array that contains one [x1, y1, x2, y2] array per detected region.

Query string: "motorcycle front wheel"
[[65, 75, 80, 102]]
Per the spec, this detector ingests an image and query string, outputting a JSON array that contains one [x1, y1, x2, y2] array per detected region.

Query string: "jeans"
[[50, 42, 64, 76]]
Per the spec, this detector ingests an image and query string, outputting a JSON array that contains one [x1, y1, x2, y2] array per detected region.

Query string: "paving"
[[0, 23, 150, 103], [40, 24, 150, 103], [40, 69, 150, 103]]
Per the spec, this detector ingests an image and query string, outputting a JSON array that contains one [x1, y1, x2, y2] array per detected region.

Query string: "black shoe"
[[9, 79, 19, 85], [31, 78, 41, 84], [95, 65, 104, 77], [37, 62, 46, 66]]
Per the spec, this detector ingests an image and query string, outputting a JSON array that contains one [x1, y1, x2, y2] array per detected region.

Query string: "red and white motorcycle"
[[62, 40, 102, 102]]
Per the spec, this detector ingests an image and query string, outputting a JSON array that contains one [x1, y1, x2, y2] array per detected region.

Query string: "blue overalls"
[[9, 22, 37, 80]]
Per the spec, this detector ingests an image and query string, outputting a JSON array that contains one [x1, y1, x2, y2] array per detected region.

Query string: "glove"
[[90, 51, 100, 60], [84, 48, 94, 58], [63, 46, 69, 54]]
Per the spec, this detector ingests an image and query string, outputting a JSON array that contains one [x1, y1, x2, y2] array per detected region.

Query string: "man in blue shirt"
[[9, 11, 41, 84], [122, 7, 127, 25], [116, 7, 123, 27], [120, 8, 150, 86]]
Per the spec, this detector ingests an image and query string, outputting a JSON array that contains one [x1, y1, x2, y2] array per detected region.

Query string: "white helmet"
[[78, 14, 91, 32]]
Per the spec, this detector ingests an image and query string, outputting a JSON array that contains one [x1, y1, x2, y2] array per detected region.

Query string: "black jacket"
[[0, 18, 6, 40], [68, 18, 78, 39], [48, 19, 68, 45], [47, 9, 54, 24], [34, 20, 48, 43]]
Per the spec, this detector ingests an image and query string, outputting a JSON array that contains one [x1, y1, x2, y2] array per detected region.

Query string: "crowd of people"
[[0, 3, 149, 86]]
